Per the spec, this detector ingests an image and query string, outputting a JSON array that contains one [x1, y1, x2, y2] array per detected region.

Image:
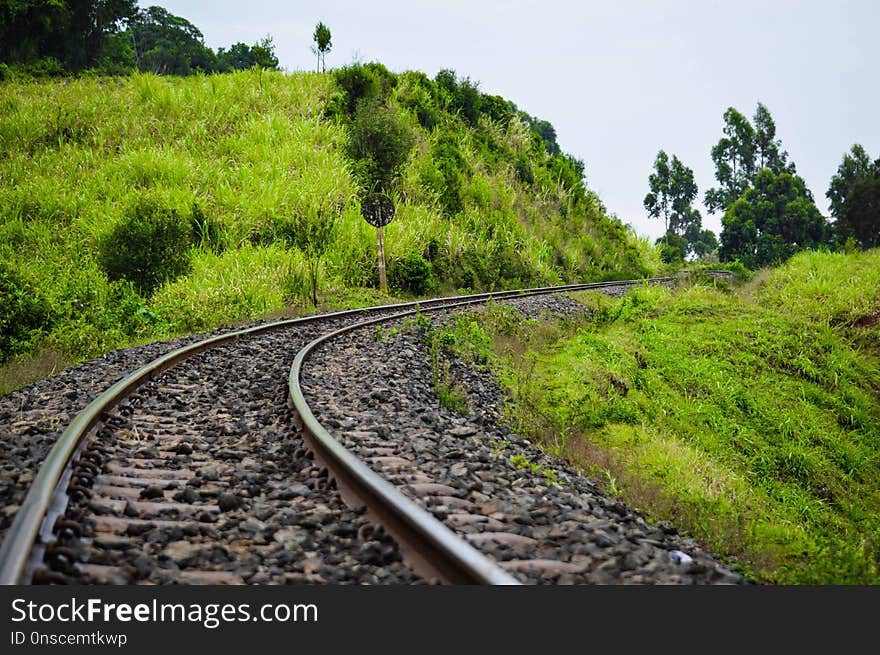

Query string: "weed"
[[509, 453, 560, 487]]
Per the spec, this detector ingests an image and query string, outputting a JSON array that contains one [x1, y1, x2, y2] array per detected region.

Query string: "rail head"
[[288, 302, 522, 585]]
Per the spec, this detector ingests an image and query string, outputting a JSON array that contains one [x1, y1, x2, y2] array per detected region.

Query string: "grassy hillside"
[[0, 68, 655, 389], [439, 249, 880, 583]]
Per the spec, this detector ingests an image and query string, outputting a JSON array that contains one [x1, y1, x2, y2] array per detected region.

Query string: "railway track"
[[0, 274, 740, 585]]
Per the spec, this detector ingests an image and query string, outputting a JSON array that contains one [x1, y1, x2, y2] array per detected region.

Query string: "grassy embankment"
[[0, 68, 656, 395], [437, 249, 880, 583]]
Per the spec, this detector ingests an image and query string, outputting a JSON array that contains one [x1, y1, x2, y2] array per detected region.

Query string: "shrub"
[[480, 94, 514, 125], [347, 99, 415, 190], [433, 69, 481, 125], [724, 260, 751, 281], [514, 155, 534, 185], [397, 71, 439, 130], [98, 198, 193, 296], [656, 234, 687, 263], [331, 62, 396, 118], [428, 135, 469, 216], [389, 252, 435, 295], [24, 57, 66, 78], [0, 262, 56, 363]]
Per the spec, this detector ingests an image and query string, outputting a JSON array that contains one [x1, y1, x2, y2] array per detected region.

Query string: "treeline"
[[648, 103, 879, 268], [0, 1, 278, 78]]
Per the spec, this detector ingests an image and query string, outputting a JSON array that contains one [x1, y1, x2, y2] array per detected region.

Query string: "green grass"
[[0, 69, 653, 392], [446, 255, 880, 583], [756, 249, 880, 326]]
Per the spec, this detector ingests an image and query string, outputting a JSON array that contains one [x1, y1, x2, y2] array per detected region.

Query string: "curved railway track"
[[0, 275, 739, 585]]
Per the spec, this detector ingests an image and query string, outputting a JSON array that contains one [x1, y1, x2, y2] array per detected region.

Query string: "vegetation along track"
[[0, 275, 741, 585]]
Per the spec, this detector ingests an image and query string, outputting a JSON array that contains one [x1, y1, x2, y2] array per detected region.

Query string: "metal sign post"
[[376, 224, 387, 293], [361, 193, 395, 294]]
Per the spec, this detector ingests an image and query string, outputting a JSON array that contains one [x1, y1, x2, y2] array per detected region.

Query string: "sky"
[[140, 0, 880, 240]]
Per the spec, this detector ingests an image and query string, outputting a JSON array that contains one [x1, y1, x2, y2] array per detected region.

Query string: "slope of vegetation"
[[0, 68, 654, 390], [438, 250, 880, 583]]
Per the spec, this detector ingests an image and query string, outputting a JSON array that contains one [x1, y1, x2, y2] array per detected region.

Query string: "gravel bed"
[[53, 324, 420, 584], [1, 333, 205, 541], [0, 309, 369, 546], [302, 292, 746, 584]]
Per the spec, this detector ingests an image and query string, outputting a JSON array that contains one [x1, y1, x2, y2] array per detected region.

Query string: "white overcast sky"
[[140, 0, 880, 240]]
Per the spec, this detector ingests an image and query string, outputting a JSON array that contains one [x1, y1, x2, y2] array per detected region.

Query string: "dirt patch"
[[848, 311, 880, 329]]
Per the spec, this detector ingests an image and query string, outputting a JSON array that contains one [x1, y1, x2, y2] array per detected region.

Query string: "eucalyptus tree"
[[720, 169, 826, 268], [644, 151, 699, 239], [754, 103, 793, 174], [840, 177, 880, 249], [704, 107, 757, 214], [827, 144, 880, 248], [706, 103, 796, 215], [312, 21, 331, 72], [644, 151, 672, 236]]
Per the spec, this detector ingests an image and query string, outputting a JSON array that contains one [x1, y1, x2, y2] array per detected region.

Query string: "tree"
[[685, 223, 719, 259], [0, 0, 137, 71], [217, 36, 278, 71], [839, 176, 880, 249], [719, 169, 827, 268], [668, 159, 699, 236], [644, 151, 698, 238], [60, 0, 138, 71], [753, 102, 794, 174], [825, 143, 880, 248], [644, 150, 672, 236], [704, 107, 757, 214], [646, 152, 711, 260], [250, 36, 278, 69], [129, 6, 218, 75], [0, 0, 67, 64], [312, 21, 331, 72]]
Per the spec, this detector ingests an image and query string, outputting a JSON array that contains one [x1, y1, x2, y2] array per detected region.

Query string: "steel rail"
[[287, 281, 675, 584], [0, 277, 671, 584]]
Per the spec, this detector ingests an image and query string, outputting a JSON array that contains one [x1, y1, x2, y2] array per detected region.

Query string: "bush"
[[347, 99, 415, 190], [480, 94, 513, 125], [0, 263, 56, 363], [24, 57, 66, 78], [724, 260, 751, 281], [427, 135, 469, 216], [389, 252, 435, 295], [514, 155, 534, 185], [656, 234, 687, 263], [397, 71, 440, 130], [331, 62, 396, 119], [98, 198, 193, 296], [433, 69, 481, 125]]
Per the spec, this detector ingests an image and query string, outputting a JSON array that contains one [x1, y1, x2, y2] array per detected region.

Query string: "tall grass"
[[0, 69, 653, 391], [756, 249, 880, 326]]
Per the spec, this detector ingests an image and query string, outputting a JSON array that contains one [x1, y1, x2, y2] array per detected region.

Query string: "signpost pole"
[[377, 225, 387, 294], [361, 193, 394, 296]]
